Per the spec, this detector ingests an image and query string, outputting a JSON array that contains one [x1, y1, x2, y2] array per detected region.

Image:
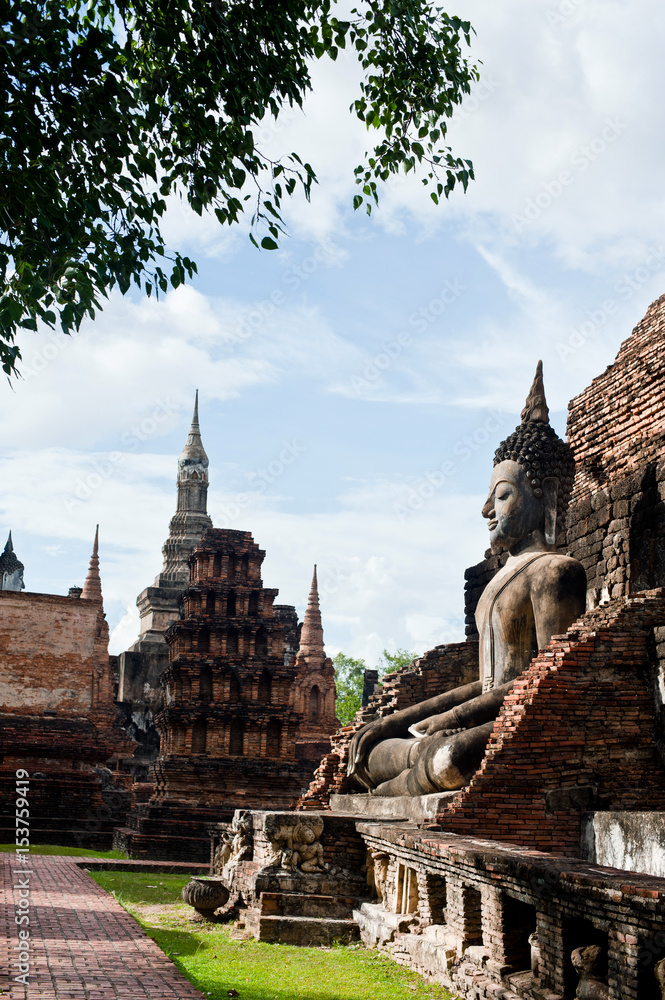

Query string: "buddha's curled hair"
[[493, 361, 576, 528]]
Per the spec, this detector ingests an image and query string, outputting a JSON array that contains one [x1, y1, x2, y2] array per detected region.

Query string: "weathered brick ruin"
[[115, 530, 337, 861], [0, 529, 134, 848], [565, 294, 665, 600], [285, 296, 665, 1000]]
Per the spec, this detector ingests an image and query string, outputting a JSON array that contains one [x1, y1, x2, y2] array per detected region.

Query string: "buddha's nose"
[[481, 496, 493, 519]]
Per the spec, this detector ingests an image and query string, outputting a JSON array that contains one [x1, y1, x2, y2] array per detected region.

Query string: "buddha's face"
[[482, 460, 545, 553], [2, 568, 24, 592]]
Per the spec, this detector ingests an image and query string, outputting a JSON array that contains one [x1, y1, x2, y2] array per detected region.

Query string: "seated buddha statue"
[[347, 362, 587, 796]]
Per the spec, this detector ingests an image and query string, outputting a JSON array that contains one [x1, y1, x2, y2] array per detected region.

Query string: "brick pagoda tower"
[[116, 530, 336, 860], [292, 565, 338, 758]]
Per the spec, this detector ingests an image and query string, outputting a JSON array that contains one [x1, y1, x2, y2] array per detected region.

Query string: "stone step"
[[240, 908, 359, 946], [259, 891, 359, 919]]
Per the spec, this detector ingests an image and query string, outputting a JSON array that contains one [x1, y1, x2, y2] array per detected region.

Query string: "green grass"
[[0, 843, 126, 858], [89, 871, 457, 1000]]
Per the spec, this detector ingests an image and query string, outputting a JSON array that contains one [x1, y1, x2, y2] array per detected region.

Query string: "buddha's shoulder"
[[526, 552, 586, 587]]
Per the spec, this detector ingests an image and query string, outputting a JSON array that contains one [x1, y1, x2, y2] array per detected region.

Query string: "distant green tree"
[[333, 647, 418, 724], [333, 652, 367, 726], [378, 647, 418, 675]]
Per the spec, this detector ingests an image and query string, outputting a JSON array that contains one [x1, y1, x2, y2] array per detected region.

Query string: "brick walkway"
[[1, 854, 207, 1000]]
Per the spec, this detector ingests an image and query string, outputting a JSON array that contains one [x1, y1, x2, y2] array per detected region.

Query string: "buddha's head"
[[483, 362, 575, 554], [0, 533, 24, 592]]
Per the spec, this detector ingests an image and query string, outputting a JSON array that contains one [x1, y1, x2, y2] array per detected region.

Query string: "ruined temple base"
[[355, 820, 665, 1000], [330, 791, 459, 823]]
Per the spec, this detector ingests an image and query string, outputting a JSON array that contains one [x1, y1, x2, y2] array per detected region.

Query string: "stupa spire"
[[520, 360, 550, 425], [179, 390, 208, 473], [81, 525, 103, 602], [297, 565, 325, 660], [175, 390, 209, 518]]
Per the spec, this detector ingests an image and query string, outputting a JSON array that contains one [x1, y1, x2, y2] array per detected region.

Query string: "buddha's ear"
[[542, 478, 559, 545]]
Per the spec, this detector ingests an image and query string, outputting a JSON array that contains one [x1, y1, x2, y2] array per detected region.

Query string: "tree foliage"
[[0, 0, 478, 375], [334, 646, 418, 724]]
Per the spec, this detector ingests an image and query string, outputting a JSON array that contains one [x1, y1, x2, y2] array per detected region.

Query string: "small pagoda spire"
[[81, 525, 103, 602], [520, 360, 550, 425], [297, 565, 325, 660]]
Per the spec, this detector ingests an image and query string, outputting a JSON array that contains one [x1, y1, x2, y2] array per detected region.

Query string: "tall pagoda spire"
[[176, 389, 209, 513], [81, 525, 103, 602], [296, 565, 325, 660], [156, 391, 213, 585]]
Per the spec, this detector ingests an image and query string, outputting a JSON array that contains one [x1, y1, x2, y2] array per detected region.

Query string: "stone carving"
[[529, 931, 540, 976], [182, 876, 230, 921], [571, 944, 609, 1000], [656, 956, 665, 999], [264, 815, 325, 872], [368, 849, 390, 905], [347, 362, 587, 796], [212, 810, 254, 885]]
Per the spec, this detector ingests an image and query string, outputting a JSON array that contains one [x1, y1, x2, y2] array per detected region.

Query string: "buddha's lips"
[[488, 520, 498, 531]]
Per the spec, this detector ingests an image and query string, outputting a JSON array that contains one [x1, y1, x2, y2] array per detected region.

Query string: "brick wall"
[[0, 591, 113, 715], [0, 590, 134, 849], [565, 295, 665, 603]]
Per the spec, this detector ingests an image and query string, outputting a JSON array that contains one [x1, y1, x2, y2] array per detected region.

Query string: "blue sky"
[[2, 0, 665, 665]]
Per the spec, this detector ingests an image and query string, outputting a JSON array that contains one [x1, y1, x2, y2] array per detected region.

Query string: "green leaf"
[[260, 236, 279, 250]]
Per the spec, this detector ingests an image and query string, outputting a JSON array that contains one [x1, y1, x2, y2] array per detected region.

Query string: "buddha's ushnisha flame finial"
[[81, 525, 103, 602], [520, 360, 550, 425]]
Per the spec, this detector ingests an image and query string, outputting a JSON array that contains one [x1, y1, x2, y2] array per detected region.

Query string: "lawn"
[[0, 843, 126, 857], [89, 871, 458, 1000]]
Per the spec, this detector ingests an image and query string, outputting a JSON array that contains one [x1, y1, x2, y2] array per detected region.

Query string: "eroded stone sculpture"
[[212, 809, 254, 885], [368, 848, 390, 905], [656, 956, 665, 999], [347, 362, 587, 796], [571, 945, 609, 1000], [264, 814, 325, 872]]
